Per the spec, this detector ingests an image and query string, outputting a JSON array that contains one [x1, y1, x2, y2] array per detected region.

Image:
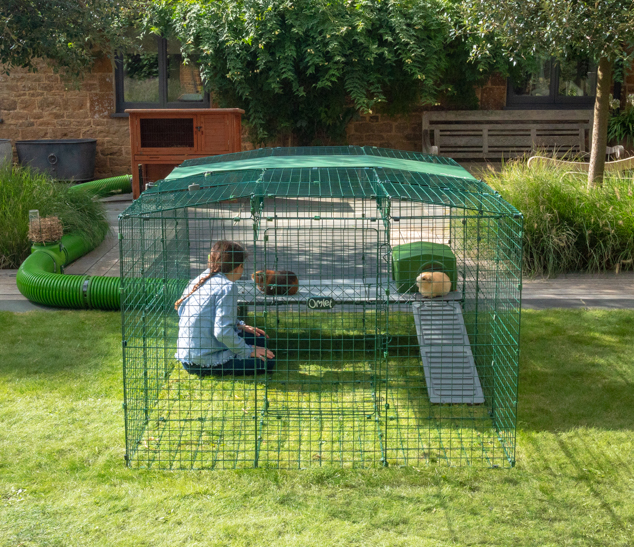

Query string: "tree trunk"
[[588, 57, 613, 188]]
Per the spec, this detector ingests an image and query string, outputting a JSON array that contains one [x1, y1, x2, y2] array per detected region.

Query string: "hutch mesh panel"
[[120, 147, 522, 469]]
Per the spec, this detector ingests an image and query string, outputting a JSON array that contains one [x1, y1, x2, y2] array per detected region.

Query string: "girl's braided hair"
[[174, 240, 247, 311]]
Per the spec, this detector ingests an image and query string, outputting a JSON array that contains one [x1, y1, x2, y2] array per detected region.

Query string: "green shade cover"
[[391, 241, 457, 294], [166, 154, 477, 182]]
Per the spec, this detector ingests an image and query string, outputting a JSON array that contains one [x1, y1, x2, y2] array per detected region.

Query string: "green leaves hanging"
[[143, 0, 459, 145]]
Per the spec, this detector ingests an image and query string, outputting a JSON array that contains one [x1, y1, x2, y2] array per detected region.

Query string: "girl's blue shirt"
[[176, 270, 252, 367]]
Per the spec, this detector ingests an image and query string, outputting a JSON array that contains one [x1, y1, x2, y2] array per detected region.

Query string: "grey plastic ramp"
[[412, 300, 485, 404]]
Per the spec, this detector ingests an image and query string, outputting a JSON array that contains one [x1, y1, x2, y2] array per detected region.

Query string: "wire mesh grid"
[[120, 161, 522, 470]]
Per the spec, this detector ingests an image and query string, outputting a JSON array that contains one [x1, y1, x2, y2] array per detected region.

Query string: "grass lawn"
[[0, 309, 633, 546]]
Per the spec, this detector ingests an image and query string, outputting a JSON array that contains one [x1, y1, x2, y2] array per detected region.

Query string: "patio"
[[1, 193, 633, 313]]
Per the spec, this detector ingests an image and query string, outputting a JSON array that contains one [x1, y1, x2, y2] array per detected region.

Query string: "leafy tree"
[[0, 0, 139, 78], [462, 0, 634, 187], [144, 0, 486, 145]]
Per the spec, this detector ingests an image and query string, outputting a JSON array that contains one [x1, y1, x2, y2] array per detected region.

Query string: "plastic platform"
[[236, 279, 464, 305]]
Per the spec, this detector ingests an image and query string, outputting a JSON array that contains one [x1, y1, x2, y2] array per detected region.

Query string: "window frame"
[[506, 60, 596, 110], [114, 36, 210, 113]]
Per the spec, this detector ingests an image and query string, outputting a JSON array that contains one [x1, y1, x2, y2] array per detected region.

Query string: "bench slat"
[[430, 123, 590, 131], [424, 110, 592, 122], [422, 110, 592, 159]]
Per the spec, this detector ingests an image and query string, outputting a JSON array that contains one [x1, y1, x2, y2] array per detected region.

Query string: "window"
[[114, 36, 209, 113], [507, 58, 596, 109]]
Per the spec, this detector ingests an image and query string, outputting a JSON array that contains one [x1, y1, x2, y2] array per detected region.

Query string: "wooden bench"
[[422, 110, 593, 160]]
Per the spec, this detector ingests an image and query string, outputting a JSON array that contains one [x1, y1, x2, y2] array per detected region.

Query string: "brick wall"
[[344, 75, 507, 152], [476, 73, 507, 110], [1, 58, 632, 175], [346, 112, 423, 152], [0, 57, 518, 174], [0, 57, 130, 178]]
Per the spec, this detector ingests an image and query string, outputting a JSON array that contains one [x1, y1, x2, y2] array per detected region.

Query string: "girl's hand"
[[238, 323, 269, 338], [251, 347, 275, 362]]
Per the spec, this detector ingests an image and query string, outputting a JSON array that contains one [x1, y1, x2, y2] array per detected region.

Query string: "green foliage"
[[461, 0, 634, 67], [461, 1, 634, 185], [487, 161, 634, 277], [439, 34, 505, 110], [1, 309, 634, 545], [0, 166, 108, 269], [608, 96, 634, 146], [143, 0, 493, 145], [0, 0, 140, 78], [123, 52, 160, 80]]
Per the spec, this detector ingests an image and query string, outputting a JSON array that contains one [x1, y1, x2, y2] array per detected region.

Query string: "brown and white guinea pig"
[[416, 271, 452, 298], [252, 270, 299, 296]]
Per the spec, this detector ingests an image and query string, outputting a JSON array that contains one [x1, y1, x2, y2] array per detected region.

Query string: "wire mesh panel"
[[120, 146, 522, 469]]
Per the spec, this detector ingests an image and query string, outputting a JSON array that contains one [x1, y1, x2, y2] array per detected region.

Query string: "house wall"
[[1, 56, 632, 178], [345, 76, 507, 151], [0, 57, 130, 178]]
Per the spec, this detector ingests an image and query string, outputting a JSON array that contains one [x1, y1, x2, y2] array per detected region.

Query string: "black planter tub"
[[16, 139, 97, 181]]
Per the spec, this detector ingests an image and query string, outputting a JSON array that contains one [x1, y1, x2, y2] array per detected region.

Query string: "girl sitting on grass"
[[175, 240, 275, 376]]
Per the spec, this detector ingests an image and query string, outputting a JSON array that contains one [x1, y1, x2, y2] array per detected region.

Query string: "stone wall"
[[346, 111, 424, 152], [1, 58, 632, 176], [0, 57, 130, 178], [344, 75, 508, 152]]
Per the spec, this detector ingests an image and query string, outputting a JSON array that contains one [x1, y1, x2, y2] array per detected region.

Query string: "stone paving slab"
[[2, 194, 634, 312], [521, 272, 634, 309]]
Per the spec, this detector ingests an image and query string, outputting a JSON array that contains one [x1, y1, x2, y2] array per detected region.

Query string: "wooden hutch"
[[127, 108, 244, 198]]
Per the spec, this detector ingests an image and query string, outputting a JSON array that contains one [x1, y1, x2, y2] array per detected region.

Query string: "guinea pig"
[[416, 271, 452, 298], [252, 270, 299, 296]]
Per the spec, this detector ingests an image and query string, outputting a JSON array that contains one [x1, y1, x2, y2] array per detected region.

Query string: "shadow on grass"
[[222, 309, 634, 436], [518, 309, 634, 432], [210, 329, 422, 395], [521, 430, 634, 536], [0, 310, 121, 383]]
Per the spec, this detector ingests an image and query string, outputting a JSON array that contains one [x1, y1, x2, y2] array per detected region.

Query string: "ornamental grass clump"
[[487, 161, 634, 277], [0, 166, 108, 269]]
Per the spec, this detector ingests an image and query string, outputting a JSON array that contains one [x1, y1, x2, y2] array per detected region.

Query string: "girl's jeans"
[[181, 333, 275, 377]]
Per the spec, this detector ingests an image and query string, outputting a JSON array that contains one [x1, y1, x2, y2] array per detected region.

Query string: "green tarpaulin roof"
[[166, 149, 475, 182], [122, 146, 520, 217]]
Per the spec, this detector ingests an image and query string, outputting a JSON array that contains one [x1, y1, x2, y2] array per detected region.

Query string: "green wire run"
[[116, 147, 522, 470]]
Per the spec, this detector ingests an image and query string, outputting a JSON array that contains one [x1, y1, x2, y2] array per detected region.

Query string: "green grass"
[[0, 166, 108, 269], [1, 309, 633, 545], [486, 161, 634, 277]]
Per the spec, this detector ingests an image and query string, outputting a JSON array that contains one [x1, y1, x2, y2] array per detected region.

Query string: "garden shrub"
[[608, 94, 634, 147], [487, 161, 634, 277], [143, 0, 497, 145], [0, 166, 108, 269]]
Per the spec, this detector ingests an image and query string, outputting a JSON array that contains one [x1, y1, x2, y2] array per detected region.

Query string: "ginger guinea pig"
[[252, 270, 299, 296], [416, 271, 452, 298]]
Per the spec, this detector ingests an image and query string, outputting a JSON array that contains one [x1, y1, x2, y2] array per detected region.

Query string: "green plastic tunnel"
[[16, 175, 132, 310]]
